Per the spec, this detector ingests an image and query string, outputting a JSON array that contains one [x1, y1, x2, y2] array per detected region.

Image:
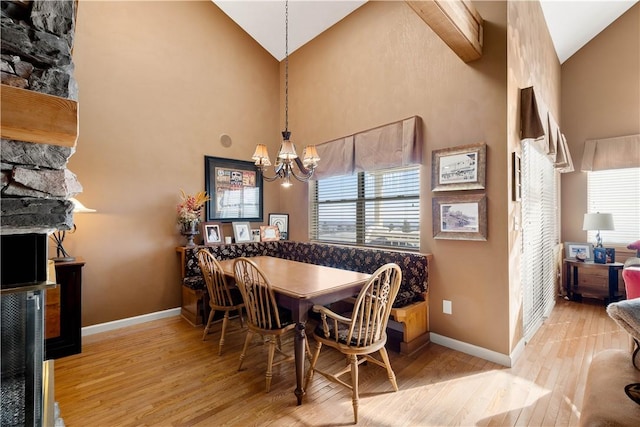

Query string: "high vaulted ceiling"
[[213, 0, 637, 64]]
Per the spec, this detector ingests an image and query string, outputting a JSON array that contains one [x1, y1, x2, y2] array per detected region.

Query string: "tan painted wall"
[[66, 0, 281, 325], [507, 1, 561, 350], [281, 1, 511, 355], [561, 3, 640, 243]]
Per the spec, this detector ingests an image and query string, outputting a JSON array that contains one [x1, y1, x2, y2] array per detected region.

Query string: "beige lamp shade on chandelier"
[[250, 0, 320, 187]]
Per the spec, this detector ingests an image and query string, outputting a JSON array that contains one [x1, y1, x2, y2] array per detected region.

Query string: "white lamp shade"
[[582, 212, 614, 231], [277, 141, 298, 160]]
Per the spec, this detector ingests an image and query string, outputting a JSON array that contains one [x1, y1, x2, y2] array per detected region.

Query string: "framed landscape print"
[[432, 142, 487, 192], [201, 222, 223, 245], [204, 156, 263, 222], [432, 193, 487, 241], [268, 213, 289, 240]]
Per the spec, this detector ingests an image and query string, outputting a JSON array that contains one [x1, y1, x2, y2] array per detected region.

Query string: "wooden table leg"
[[294, 322, 306, 405]]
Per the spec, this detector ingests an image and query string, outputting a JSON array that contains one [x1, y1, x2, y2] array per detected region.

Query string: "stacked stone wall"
[[1, 0, 79, 233]]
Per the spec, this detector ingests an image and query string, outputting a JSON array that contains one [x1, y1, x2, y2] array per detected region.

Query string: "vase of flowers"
[[177, 189, 210, 247]]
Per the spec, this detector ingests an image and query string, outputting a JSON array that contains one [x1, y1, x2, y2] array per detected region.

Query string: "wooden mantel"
[[1, 84, 78, 147], [406, 0, 483, 63]]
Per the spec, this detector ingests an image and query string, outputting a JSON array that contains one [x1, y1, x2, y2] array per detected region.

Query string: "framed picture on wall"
[[432, 193, 487, 241], [431, 142, 487, 192], [204, 156, 263, 222]]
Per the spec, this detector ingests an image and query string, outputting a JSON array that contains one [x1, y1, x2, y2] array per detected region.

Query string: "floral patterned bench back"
[[182, 241, 429, 308]]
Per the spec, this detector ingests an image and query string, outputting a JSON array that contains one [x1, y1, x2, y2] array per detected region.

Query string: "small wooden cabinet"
[[45, 258, 84, 359]]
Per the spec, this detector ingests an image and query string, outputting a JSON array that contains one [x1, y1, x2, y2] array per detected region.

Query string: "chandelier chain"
[[284, 0, 288, 132]]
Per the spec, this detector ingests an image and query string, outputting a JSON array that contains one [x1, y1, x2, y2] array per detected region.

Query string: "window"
[[522, 141, 558, 342], [587, 167, 640, 245], [310, 166, 420, 249]]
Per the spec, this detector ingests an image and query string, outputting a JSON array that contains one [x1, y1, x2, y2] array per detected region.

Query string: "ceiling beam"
[[406, 0, 483, 62]]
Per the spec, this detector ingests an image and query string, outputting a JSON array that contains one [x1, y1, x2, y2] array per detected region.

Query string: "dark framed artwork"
[[432, 193, 487, 241], [431, 142, 487, 192], [204, 156, 263, 222], [268, 213, 289, 240], [201, 222, 223, 245]]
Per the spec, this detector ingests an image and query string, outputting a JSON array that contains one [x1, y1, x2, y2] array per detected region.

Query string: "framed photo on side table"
[[432, 193, 487, 241], [432, 142, 487, 192], [564, 242, 594, 261], [202, 222, 223, 245], [232, 221, 252, 243], [269, 213, 289, 240]]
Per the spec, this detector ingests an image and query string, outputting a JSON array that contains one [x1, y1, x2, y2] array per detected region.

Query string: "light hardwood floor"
[[54, 299, 630, 426]]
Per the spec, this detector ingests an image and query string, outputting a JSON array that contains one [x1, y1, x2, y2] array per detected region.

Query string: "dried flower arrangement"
[[177, 189, 210, 226]]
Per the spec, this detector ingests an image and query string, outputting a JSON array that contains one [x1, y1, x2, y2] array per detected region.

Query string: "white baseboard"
[[430, 333, 524, 367], [82, 307, 181, 337]]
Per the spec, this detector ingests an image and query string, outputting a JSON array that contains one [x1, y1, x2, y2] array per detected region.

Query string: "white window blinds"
[[522, 140, 558, 341], [309, 166, 420, 250], [587, 168, 640, 245]]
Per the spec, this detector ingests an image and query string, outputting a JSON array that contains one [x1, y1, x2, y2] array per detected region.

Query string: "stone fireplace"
[[2, 0, 81, 233], [2, 1, 81, 425]]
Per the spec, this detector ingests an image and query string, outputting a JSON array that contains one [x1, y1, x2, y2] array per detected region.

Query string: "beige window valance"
[[312, 116, 422, 180], [581, 134, 640, 171]]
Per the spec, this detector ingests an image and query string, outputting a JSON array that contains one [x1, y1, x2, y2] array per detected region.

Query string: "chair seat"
[[313, 317, 386, 349]]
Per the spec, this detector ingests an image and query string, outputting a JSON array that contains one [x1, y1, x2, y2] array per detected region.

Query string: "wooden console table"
[[564, 258, 624, 303], [46, 258, 84, 359]]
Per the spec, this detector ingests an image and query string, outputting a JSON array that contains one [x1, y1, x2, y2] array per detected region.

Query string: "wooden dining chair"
[[233, 257, 297, 392], [305, 263, 402, 424], [197, 250, 244, 355]]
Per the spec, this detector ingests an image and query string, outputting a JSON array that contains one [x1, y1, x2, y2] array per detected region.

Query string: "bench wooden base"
[[390, 296, 430, 355], [181, 286, 206, 327]]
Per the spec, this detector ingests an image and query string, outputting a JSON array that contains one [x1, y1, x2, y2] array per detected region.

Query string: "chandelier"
[[251, 0, 320, 187]]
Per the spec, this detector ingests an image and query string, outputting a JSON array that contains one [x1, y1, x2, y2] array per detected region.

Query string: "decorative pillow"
[[628, 240, 640, 250]]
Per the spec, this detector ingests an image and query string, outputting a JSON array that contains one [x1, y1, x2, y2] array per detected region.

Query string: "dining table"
[[218, 255, 371, 405]]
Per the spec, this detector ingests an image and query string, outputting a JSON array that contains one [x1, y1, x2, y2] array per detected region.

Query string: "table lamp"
[[582, 212, 614, 248], [51, 197, 96, 262]]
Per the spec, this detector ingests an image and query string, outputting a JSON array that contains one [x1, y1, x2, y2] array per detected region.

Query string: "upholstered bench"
[[176, 241, 432, 354]]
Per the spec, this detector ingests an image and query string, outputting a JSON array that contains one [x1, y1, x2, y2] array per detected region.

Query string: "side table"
[[46, 258, 84, 359], [564, 258, 624, 303]]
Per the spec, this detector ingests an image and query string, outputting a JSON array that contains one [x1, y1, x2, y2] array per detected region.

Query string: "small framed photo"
[[202, 222, 223, 245], [432, 193, 487, 241], [594, 247, 606, 264], [269, 213, 289, 240], [260, 225, 280, 242], [232, 221, 252, 243], [605, 247, 616, 263], [432, 142, 486, 192], [564, 242, 594, 261]]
